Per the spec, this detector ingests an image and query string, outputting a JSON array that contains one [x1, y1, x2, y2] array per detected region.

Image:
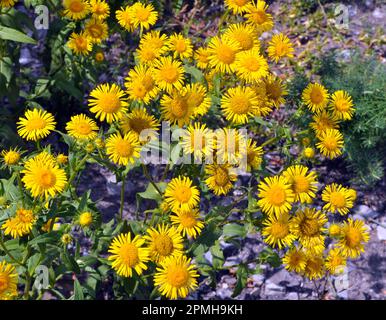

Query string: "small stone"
[[251, 274, 264, 286], [376, 225, 386, 241], [265, 281, 285, 295], [287, 292, 298, 300], [372, 8, 384, 19], [356, 205, 379, 219]]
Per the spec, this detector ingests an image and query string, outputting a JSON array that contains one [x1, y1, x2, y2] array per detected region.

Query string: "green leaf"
[[210, 241, 224, 269], [73, 278, 84, 300], [28, 232, 60, 247], [0, 26, 37, 44], [223, 223, 247, 238], [184, 65, 205, 83], [62, 250, 81, 274], [0, 57, 12, 86], [232, 264, 248, 298], [27, 253, 42, 275], [137, 182, 166, 202]]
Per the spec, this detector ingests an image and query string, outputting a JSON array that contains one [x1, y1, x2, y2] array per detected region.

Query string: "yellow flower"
[[119, 108, 159, 141], [257, 175, 295, 216], [262, 212, 296, 249], [195, 47, 210, 69], [88, 83, 128, 123], [125, 64, 159, 104], [108, 232, 150, 278], [84, 18, 108, 43], [160, 91, 194, 127], [290, 208, 327, 254], [316, 129, 344, 159], [329, 223, 342, 237], [61, 233, 73, 245], [89, 0, 110, 20], [168, 33, 193, 60], [0, 261, 18, 300], [235, 48, 269, 83], [224, 0, 251, 14], [17, 108, 56, 141], [303, 255, 325, 280], [205, 163, 237, 196], [144, 224, 184, 263], [310, 110, 339, 137], [66, 114, 99, 140], [267, 33, 294, 63], [303, 147, 315, 159], [325, 248, 346, 275], [78, 211, 94, 228], [56, 154, 68, 165], [22, 152, 67, 199], [164, 176, 200, 213], [0, 0, 17, 8], [1, 208, 36, 238], [243, 0, 274, 33], [282, 247, 306, 273], [329, 90, 355, 120], [181, 122, 214, 161], [246, 139, 264, 171], [41, 218, 60, 232], [153, 56, 185, 93], [130, 2, 158, 31], [170, 208, 204, 239], [302, 83, 330, 113], [322, 183, 354, 215], [67, 32, 93, 55], [62, 0, 90, 20], [116, 6, 135, 32], [282, 165, 318, 203], [215, 128, 245, 164], [337, 219, 369, 258], [139, 30, 168, 54], [347, 188, 357, 201], [207, 36, 241, 74], [154, 255, 199, 300], [105, 132, 141, 166], [224, 23, 260, 51], [181, 83, 211, 117], [250, 83, 275, 116], [2, 148, 21, 166], [221, 86, 259, 124], [95, 51, 105, 62], [262, 75, 288, 108]]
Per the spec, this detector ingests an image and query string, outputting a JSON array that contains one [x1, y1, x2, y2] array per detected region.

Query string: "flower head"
[[329, 90, 354, 120], [267, 33, 294, 63], [153, 57, 185, 93], [170, 208, 204, 239], [66, 114, 99, 140], [337, 219, 369, 258], [63, 0, 90, 20], [282, 165, 318, 203], [302, 83, 330, 113], [164, 176, 200, 213], [67, 32, 93, 55], [262, 212, 296, 249], [17, 109, 56, 141], [0, 261, 18, 300], [316, 129, 344, 159], [322, 183, 354, 215], [205, 163, 237, 196], [105, 132, 141, 166]]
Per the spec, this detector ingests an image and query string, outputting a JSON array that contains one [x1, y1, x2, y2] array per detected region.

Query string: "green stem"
[[0, 236, 25, 267], [119, 172, 126, 221], [161, 164, 170, 181], [141, 164, 163, 196], [261, 136, 281, 148]]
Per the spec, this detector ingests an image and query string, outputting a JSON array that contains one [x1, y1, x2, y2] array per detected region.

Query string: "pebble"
[[264, 281, 285, 295], [372, 8, 384, 20], [376, 225, 386, 241]]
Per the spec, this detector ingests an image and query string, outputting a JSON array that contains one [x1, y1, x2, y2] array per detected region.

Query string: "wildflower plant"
[[0, 0, 371, 300]]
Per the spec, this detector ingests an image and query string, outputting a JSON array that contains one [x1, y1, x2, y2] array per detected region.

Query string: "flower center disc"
[[27, 117, 47, 130], [217, 45, 236, 64], [293, 176, 310, 193], [38, 169, 57, 189], [300, 218, 320, 237], [271, 222, 289, 239], [154, 234, 174, 256], [99, 93, 121, 113], [174, 186, 192, 203], [330, 192, 346, 208], [161, 66, 179, 83], [345, 228, 361, 248], [115, 139, 133, 158], [231, 95, 250, 114], [267, 186, 286, 206], [167, 266, 189, 288], [70, 1, 84, 13], [214, 168, 230, 187], [310, 88, 324, 104], [119, 243, 139, 267]]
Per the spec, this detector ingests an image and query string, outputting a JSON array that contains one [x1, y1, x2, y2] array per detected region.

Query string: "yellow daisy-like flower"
[[221, 86, 259, 124], [0, 261, 18, 300], [235, 48, 269, 83], [164, 176, 200, 213], [303, 255, 325, 280], [329, 223, 342, 237], [329, 90, 355, 121], [224, 0, 251, 14], [310, 110, 339, 137], [205, 163, 237, 196], [257, 175, 295, 216], [170, 208, 204, 239], [125, 64, 159, 104], [215, 128, 245, 165], [88, 83, 128, 123], [65, 114, 99, 140], [1, 148, 21, 166], [243, 0, 274, 33], [139, 30, 169, 54], [267, 33, 294, 63], [136, 46, 162, 66], [290, 208, 327, 253], [207, 36, 241, 74], [160, 91, 194, 127], [302, 83, 330, 113], [17, 108, 56, 141], [316, 129, 344, 159], [116, 6, 135, 32], [153, 56, 185, 93], [22, 152, 67, 199], [78, 211, 94, 228], [95, 51, 104, 62], [322, 183, 354, 215], [119, 108, 159, 141], [250, 83, 274, 116], [325, 248, 346, 275], [56, 153, 68, 165], [168, 33, 193, 60], [1, 208, 36, 238], [195, 47, 210, 69], [105, 132, 141, 166], [282, 165, 318, 203], [282, 247, 306, 273], [131, 2, 158, 31], [89, 0, 110, 20], [262, 212, 296, 249], [0, 0, 17, 8], [67, 31, 93, 56], [337, 219, 369, 259], [246, 139, 264, 171], [154, 255, 199, 300], [224, 23, 260, 51], [181, 83, 211, 117], [144, 224, 184, 263], [62, 0, 90, 20], [262, 75, 288, 108], [108, 232, 150, 278], [303, 147, 315, 159], [181, 123, 214, 161], [84, 18, 108, 43]]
